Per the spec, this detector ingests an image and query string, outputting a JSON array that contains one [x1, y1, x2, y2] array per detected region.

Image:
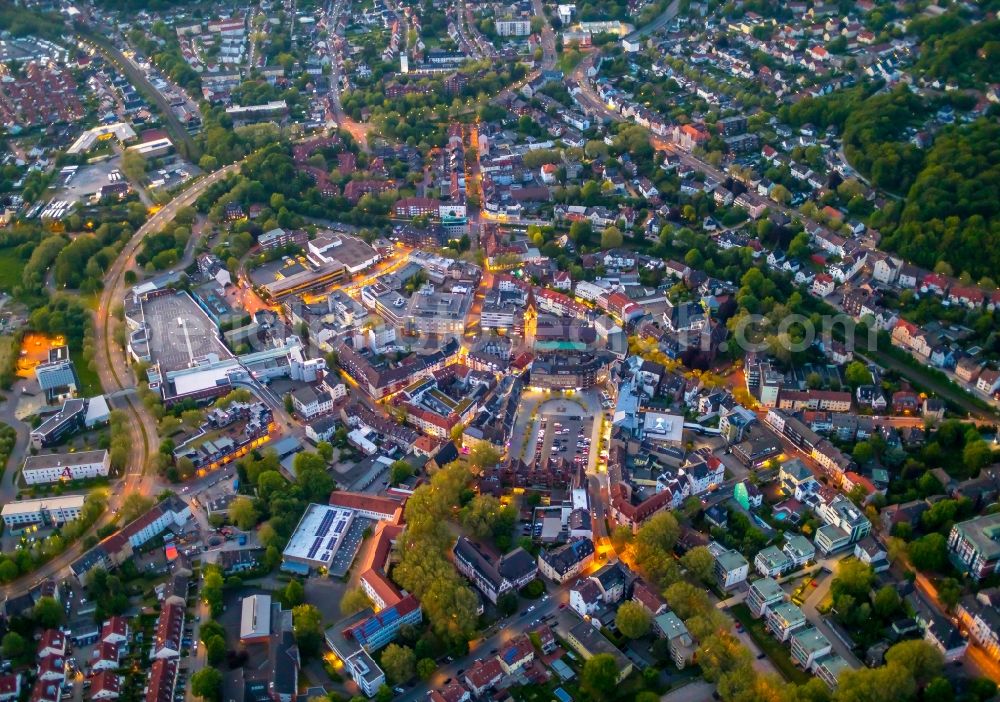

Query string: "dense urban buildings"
[[0, 0, 998, 700]]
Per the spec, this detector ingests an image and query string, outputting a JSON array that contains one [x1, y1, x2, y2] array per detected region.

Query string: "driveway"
[[798, 556, 862, 668]]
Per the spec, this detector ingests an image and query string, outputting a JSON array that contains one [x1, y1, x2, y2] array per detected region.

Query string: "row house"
[[891, 320, 932, 359], [957, 591, 1000, 662]]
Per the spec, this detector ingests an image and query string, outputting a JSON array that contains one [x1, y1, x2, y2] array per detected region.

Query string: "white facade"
[[21, 450, 110, 485], [129, 502, 191, 549], [2, 495, 85, 528], [496, 18, 531, 35]]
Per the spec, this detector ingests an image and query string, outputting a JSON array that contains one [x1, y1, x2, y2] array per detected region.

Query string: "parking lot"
[[532, 412, 592, 472], [54, 156, 124, 204]]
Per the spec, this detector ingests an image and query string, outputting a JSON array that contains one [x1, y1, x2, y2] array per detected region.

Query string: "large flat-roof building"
[[30, 398, 87, 449], [405, 284, 474, 336], [529, 351, 610, 390], [125, 289, 233, 372], [2, 495, 86, 529], [325, 596, 422, 698], [948, 513, 1000, 580], [281, 504, 355, 573], [21, 450, 110, 485], [307, 233, 380, 274]]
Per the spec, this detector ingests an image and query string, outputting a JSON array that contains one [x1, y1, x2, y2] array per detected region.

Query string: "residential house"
[[713, 547, 749, 590], [747, 577, 785, 618], [766, 601, 807, 641]]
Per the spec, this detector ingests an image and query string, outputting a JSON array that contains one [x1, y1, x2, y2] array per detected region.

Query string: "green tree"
[[389, 459, 414, 485], [316, 441, 334, 462], [581, 653, 619, 696], [33, 596, 63, 628], [292, 604, 324, 658], [963, 440, 994, 472], [340, 588, 372, 616], [872, 586, 902, 619], [611, 524, 634, 553], [203, 565, 225, 616], [283, 579, 305, 607], [416, 657, 436, 680], [468, 444, 501, 470], [883, 639, 943, 687], [936, 578, 961, 610], [1, 631, 26, 658], [380, 643, 416, 684], [191, 668, 222, 702], [632, 511, 682, 587], [663, 582, 711, 620], [206, 635, 226, 665], [0, 559, 20, 583], [601, 226, 624, 249], [908, 533, 949, 572], [615, 600, 651, 639], [122, 150, 147, 183], [199, 620, 226, 644], [845, 361, 871, 388], [923, 677, 954, 702], [680, 546, 715, 584], [120, 492, 155, 523], [229, 496, 259, 530], [831, 558, 874, 600]]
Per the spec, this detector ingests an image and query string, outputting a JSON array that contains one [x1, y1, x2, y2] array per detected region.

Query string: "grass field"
[[76, 360, 103, 396], [730, 603, 812, 685], [0, 246, 25, 293]]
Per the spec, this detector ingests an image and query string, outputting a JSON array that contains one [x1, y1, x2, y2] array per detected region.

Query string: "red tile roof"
[[145, 659, 177, 702], [90, 671, 120, 697], [464, 658, 503, 691], [328, 491, 403, 519]]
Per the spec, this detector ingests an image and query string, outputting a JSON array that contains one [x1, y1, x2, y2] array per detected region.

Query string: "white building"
[[21, 450, 110, 485], [2, 495, 86, 528], [713, 547, 749, 590], [290, 386, 334, 419], [127, 497, 191, 550], [746, 577, 784, 618], [815, 494, 872, 554], [495, 18, 531, 36], [281, 504, 355, 572]]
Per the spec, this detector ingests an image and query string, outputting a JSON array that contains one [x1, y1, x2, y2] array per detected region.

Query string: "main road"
[[0, 165, 241, 601]]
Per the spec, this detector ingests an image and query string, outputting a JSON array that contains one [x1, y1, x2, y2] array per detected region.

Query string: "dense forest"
[[911, 14, 1000, 88], [781, 78, 999, 280], [881, 120, 1000, 282]]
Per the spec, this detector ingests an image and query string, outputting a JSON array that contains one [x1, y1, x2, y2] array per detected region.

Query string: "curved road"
[[0, 165, 240, 601]]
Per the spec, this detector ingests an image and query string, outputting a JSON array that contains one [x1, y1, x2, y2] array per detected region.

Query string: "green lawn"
[[557, 50, 585, 74], [0, 246, 25, 293], [76, 359, 104, 396], [729, 603, 811, 685]]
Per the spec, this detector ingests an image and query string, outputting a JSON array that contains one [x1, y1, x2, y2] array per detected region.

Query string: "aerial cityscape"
[[0, 0, 998, 701]]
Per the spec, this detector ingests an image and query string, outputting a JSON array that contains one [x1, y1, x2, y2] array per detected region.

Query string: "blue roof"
[[554, 687, 572, 702]]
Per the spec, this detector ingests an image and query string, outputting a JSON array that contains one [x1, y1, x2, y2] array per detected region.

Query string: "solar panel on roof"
[[334, 520, 346, 534], [307, 536, 324, 559], [315, 510, 336, 538]]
